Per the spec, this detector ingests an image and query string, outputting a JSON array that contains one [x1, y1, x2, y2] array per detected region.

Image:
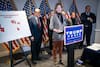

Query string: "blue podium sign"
[[64, 24, 83, 45]]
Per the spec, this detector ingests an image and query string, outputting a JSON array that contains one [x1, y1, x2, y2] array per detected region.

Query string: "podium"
[[64, 25, 83, 67]]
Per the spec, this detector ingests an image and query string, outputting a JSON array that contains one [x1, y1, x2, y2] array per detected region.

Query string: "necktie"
[[38, 18, 41, 28], [86, 12, 90, 16]]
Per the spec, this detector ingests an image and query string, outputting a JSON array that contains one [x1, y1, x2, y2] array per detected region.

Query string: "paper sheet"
[[87, 43, 100, 51]]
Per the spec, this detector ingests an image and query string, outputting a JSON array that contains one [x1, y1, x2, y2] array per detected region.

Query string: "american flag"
[[23, 0, 35, 17], [2, 41, 20, 52], [19, 37, 31, 46], [69, 0, 78, 14], [0, 0, 13, 10], [69, 0, 81, 24], [39, 0, 51, 44], [39, 0, 51, 16], [42, 16, 49, 44], [2, 37, 31, 52]]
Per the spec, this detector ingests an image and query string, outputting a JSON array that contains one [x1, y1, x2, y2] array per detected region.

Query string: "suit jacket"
[[28, 15, 43, 41], [81, 12, 96, 28], [49, 14, 68, 41]]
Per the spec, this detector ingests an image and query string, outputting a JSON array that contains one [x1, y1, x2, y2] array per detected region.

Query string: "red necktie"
[[38, 18, 41, 28]]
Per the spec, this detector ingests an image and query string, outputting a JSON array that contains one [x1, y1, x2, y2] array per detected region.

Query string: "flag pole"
[[5, 0, 7, 10], [44, 0, 46, 16], [10, 0, 17, 10], [32, 0, 37, 8], [73, 0, 81, 24], [73, 0, 80, 16]]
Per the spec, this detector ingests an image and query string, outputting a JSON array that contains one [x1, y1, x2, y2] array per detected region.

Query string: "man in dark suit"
[[28, 8, 43, 64], [80, 5, 96, 47]]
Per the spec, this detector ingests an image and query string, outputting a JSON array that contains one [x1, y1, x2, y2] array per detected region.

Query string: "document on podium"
[[87, 43, 100, 51]]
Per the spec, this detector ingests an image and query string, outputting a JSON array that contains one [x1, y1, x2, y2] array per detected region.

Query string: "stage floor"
[[0, 49, 93, 67]]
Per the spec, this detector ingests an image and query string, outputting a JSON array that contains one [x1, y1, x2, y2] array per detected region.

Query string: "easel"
[[0, 11, 32, 67], [8, 40, 31, 67]]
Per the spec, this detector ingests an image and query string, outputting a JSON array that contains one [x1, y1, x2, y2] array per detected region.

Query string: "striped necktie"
[[38, 18, 41, 28]]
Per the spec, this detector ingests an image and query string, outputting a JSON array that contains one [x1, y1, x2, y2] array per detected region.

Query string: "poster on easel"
[[0, 11, 31, 43]]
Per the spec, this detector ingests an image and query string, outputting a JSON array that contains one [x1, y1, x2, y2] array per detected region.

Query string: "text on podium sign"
[[64, 24, 83, 45]]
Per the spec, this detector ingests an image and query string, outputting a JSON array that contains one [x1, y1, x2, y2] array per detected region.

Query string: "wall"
[[14, 0, 98, 44], [95, 0, 100, 43], [14, 0, 98, 13]]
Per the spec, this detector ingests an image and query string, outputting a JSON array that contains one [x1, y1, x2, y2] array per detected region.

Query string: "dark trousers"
[[31, 39, 42, 60], [81, 26, 92, 46], [49, 31, 53, 50]]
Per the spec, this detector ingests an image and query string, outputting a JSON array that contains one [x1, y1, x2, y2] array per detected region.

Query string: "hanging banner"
[[64, 24, 83, 45], [0, 11, 31, 43]]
